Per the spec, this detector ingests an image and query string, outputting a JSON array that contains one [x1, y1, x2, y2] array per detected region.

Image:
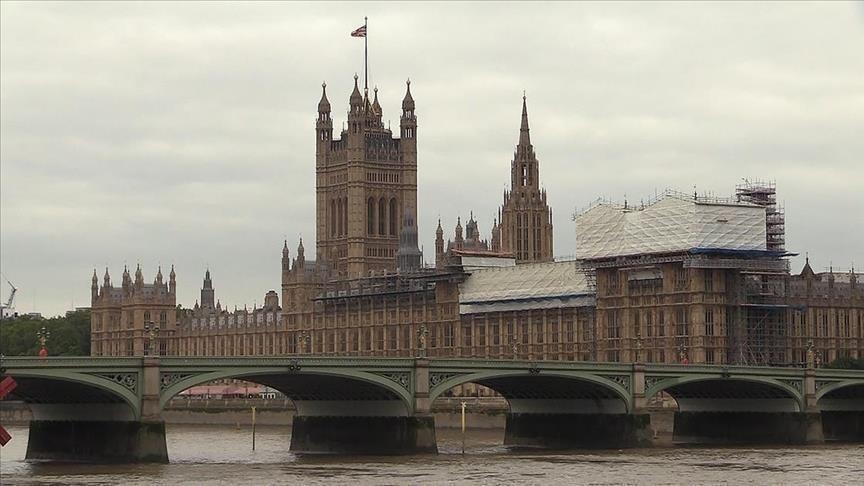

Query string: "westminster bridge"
[[1, 356, 863, 462]]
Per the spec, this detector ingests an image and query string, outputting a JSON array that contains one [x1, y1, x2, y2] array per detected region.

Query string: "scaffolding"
[[736, 180, 785, 252], [727, 269, 790, 366]]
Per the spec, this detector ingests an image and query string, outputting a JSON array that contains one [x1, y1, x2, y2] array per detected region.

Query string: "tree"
[[0, 310, 91, 356], [824, 356, 864, 370]]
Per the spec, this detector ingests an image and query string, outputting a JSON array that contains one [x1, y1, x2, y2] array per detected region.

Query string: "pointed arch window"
[[379, 197, 387, 236], [337, 197, 344, 236], [389, 198, 398, 236], [341, 197, 348, 237], [367, 198, 375, 235], [330, 199, 337, 236]]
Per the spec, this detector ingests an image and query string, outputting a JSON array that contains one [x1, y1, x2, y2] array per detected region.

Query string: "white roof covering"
[[575, 195, 767, 260], [459, 261, 594, 314]]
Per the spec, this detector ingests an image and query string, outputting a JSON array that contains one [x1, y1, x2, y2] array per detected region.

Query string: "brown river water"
[[0, 424, 862, 485]]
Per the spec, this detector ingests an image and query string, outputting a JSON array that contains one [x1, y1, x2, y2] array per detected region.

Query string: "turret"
[[465, 211, 478, 242], [122, 265, 131, 292], [294, 238, 306, 270], [371, 86, 383, 128], [134, 264, 144, 287], [512, 94, 539, 190], [317, 82, 332, 154], [491, 218, 501, 252], [155, 266, 163, 285], [169, 265, 176, 294], [103, 267, 111, 288], [435, 219, 444, 268], [91, 269, 99, 302], [348, 74, 363, 120], [201, 268, 215, 311], [454, 217, 464, 247], [396, 209, 422, 274], [282, 240, 290, 272], [400, 79, 417, 142]]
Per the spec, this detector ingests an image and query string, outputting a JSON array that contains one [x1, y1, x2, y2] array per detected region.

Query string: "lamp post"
[[417, 325, 428, 358], [806, 340, 815, 368], [36, 326, 50, 359], [636, 337, 643, 364], [298, 331, 310, 355], [677, 343, 689, 365], [510, 339, 518, 360], [144, 321, 160, 357]]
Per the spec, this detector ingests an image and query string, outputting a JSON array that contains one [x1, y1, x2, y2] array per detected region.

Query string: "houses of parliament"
[[90, 71, 863, 367]]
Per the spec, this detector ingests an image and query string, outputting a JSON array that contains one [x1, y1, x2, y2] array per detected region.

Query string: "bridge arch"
[[4, 369, 141, 419], [430, 369, 633, 413], [159, 367, 414, 415], [815, 380, 864, 402], [646, 375, 804, 412]]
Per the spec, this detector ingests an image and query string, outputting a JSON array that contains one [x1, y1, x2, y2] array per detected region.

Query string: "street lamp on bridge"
[[36, 326, 50, 359], [417, 325, 428, 358], [298, 331, 310, 355], [144, 321, 160, 357]]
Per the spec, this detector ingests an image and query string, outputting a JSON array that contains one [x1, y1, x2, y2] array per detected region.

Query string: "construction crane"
[[0, 274, 17, 319]]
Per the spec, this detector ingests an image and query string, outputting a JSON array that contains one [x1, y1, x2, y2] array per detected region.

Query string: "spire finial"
[[519, 93, 530, 145]]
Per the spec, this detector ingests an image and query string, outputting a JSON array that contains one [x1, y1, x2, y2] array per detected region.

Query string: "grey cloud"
[[2, 2, 862, 316]]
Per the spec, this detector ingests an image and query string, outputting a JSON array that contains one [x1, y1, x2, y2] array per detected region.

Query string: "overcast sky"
[[2, 2, 862, 317]]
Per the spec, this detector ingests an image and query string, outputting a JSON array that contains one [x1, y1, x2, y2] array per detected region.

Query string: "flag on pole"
[[351, 25, 367, 37]]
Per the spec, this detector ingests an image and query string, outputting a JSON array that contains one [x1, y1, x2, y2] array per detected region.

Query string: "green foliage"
[[0, 310, 91, 356], [824, 356, 864, 370]]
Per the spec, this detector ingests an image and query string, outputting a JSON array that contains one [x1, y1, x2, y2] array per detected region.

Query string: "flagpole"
[[364, 16, 368, 92]]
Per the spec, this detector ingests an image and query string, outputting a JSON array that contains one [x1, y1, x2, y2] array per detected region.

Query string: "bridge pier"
[[290, 415, 436, 454], [26, 419, 168, 463], [504, 412, 651, 449], [671, 411, 823, 445], [25, 356, 168, 463], [821, 411, 864, 441]]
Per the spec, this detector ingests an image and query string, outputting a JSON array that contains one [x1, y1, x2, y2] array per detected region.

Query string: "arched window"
[[330, 199, 337, 236], [367, 197, 375, 235], [342, 197, 348, 236], [378, 197, 387, 236], [337, 197, 343, 236], [389, 198, 398, 236]]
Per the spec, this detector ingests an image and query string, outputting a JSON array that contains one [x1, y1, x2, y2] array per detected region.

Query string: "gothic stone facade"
[[90, 77, 863, 367]]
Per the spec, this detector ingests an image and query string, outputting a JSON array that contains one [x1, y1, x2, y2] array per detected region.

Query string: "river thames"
[[1, 425, 862, 485]]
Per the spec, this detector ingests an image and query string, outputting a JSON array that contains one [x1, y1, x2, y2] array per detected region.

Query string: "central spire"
[[519, 93, 531, 146]]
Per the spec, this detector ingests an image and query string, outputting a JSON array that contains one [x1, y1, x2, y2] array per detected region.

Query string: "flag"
[[351, 25, 367, 37]]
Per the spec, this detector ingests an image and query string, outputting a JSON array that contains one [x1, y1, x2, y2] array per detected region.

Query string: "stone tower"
[[315, 77, 418, 278], [499, 96, 553, 263], [200, 269, 215, 311], [396, 209, 422, 273]]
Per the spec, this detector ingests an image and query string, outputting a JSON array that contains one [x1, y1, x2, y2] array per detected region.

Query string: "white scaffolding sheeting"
[[459, 261, 594, 314], [576, 196, 767, 260]]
